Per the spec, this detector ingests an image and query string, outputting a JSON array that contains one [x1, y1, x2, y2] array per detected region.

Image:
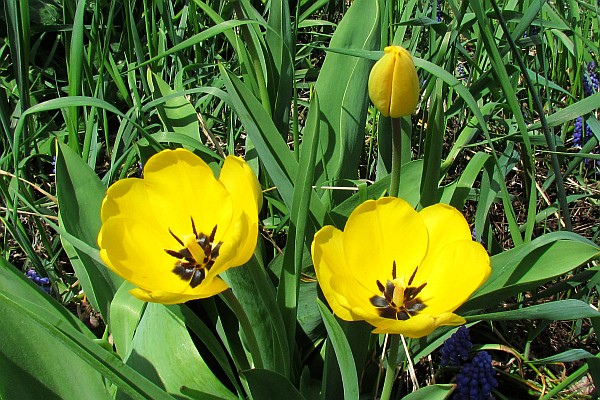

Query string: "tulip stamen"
[[370, 261, 427, 320], [165, 218, 223, 288]]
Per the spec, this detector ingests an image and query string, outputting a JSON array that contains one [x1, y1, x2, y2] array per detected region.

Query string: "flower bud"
[[368, 46, 420, 118]]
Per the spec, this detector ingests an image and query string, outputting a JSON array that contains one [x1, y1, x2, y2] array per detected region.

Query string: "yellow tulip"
[[368, 46, 420, 118], [98, 149, 262, 304], [311, 197, 490, 338]]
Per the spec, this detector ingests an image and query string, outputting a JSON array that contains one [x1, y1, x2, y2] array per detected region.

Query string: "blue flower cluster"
[[26, 270, 52, 294], [441, 326, 472, 366], [456, 63, 467, 80], [440, 327, 498, 399], [455, 351, 498, 400], [573, 116, 594, 149], [586, 61, 599, 94], [436, 0, 443, 22], [573, 61, 599, 168]]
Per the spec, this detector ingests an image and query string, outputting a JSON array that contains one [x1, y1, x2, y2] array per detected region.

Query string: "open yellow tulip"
[[312, 197, 490, 338], [98, 149, 262, 304], [368, 46, 420, 118]]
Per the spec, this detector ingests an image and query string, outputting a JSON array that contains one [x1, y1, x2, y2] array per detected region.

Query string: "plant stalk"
[[390, 117, 402, 197], [380, 334, 400, 400]]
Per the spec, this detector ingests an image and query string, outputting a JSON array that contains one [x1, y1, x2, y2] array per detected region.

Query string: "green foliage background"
[[1, 0, 600, 398]]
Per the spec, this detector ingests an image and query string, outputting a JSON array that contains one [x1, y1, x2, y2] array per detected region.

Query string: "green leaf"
[[530, 349, 597, 364], [440, 152, 491, 209], [222, 254, 290, 377], [0, 265, 173, 400], [467, 300, 600, 321], [402, 384, 454, 400], [171, 304, 243, 395], [0, 256, 93, 336], [56, 141, 122, 321], [297, 280, 325, 343], [148, 71, 201, 143], [331, 160, 423, 224], [132, 19, 266, 70], [462, 232, 599, 312], [124, 303, 236, 399], [242, 369, 305, 400], [0, 292, 109, 399], [110, 281, 146, 359], [313, 0, 380, 206], [65, 0, 86, 153], [441, 103, 499, 174], [266, 0, 294, 136], [317, 300, 359, 400], [528, 93, 600, 130]]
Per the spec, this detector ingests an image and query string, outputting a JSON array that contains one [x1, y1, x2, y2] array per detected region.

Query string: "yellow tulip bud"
[[368, 46, 420, 118]]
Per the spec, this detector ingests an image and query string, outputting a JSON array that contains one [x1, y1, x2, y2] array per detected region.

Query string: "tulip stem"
[[380, 334, 400, 400], [389, 117, 402, 197]]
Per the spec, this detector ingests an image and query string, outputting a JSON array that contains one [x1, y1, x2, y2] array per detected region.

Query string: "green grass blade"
[[467, 299, 600, 321], [277, 94, 321, 359], [66, 0, 86, 153], [219, 65, 331, 228]]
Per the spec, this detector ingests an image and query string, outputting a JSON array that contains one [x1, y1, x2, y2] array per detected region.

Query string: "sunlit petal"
[[312, 226, 358, 321], [129, 276, 228, 304], [371, 312, 465, 338], [420, 241, 491, 315], [218, 156, 261, 267], [343, 197, 428, 286], [143, 149, 233, 238]]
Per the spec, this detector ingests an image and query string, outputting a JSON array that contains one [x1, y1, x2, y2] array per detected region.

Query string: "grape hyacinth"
[[583, 73, 594, 98], [572, 61, 599, 167], [587, 61, 598, 93], [456, 63, 467, 79], [573, 117, 584, 148], [436, 0, 443, 22], [455, 351, 498, 400], [26, 270, 52, 294], [441, 326, 473, 367]]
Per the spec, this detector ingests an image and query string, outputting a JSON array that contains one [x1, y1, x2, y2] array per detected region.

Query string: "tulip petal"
[[312, 225, 358, 321], [342, 198, 428, 288], [99, 217, 191, 293], [311, 196, 489, 338], [368, 46, 420, 118], [143, 149, 234, 240], [370, 312, 465, 338], [419, 203, 472, 250], [368, 51, 394, 117], [218, 156, 261, 267], [419, 240, 491, 315], [417, 203, 473, 279], [389, 47, 420, 118], [100, 176, 154, 227], [129, 276, 229, 304]]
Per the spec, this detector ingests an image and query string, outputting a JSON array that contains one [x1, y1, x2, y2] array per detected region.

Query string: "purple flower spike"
[[455, 351, 498, 400], [441, 326, 472, 367]]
